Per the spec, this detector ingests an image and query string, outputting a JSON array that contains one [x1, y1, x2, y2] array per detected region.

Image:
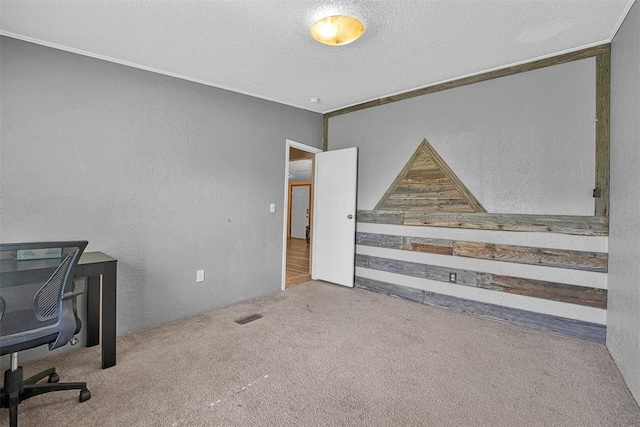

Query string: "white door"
[[291, 185, 310, 239], [312, 147, 358, 287]]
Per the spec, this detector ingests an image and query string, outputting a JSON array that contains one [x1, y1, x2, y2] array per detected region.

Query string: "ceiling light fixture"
[[310, 15, 364, 46]]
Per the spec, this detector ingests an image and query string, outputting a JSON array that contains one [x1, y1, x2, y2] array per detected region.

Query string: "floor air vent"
[[234, 314, 263, 325]]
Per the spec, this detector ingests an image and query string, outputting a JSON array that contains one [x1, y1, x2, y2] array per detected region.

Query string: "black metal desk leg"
[[102, 261, 117, 369], [85, 275, 101, 347]]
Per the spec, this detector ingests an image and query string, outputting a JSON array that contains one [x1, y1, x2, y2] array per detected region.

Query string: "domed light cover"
[[310, 15, 364, 46]]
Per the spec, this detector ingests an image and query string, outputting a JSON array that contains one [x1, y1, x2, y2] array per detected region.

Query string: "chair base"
[[1, 366, 90, 427]]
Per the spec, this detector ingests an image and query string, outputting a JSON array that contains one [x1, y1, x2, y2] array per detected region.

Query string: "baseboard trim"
[[355, 276, 606, 344]]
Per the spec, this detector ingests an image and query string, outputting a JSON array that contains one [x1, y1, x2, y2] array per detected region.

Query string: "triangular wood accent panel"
[[375, 139, 486, 212]]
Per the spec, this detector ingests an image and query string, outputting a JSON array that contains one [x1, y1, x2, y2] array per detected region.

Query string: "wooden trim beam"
[[327, 44, 610, 118], [595, 52, 611, 217], [357, 210, 609, 236], [322, 115, 329, 152], [355, 276, 606, 344]]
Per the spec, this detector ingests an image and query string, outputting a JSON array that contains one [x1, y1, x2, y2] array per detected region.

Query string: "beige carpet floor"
[[2, 281, 639, 426]]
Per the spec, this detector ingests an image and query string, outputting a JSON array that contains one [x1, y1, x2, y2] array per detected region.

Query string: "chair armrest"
[[62, 290, 83, 300], [62, 290, 84, 336]]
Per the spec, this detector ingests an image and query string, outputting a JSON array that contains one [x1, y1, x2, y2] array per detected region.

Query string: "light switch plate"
[[196, 270, 205, 282], [269, 203, 275, 213]]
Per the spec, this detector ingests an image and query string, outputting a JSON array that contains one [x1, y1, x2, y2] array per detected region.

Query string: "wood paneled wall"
[[326, 44, 612, 344]]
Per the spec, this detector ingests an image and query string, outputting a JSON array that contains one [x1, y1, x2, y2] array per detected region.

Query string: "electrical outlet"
[[269, 203, 275, 213], [449, 272, 457, 283], [196, 270, 205, 283]]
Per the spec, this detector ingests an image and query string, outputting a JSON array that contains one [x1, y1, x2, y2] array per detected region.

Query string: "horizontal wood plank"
[[355, 276, 424, 304], [356, 232, 403, 250], [357, 210, 609, 236], [357, 254, 607, 309], [382, 198, 478, 212], [356, 210, 404, 224], [356, 232, 607, 273], [355, 276, 606, 344], [355, 253, 370, 268], [452, 241, 607, 272], [403, 236, 454, 255], [388, 190, 465, 199], [476, 273, 606, 309], [393, 183, 457, 194], [404, 212, 609, 236], [366, 255, 477, 287]]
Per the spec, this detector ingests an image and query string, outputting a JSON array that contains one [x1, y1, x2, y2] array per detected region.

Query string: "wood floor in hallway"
[[286, 237, 310, 288]]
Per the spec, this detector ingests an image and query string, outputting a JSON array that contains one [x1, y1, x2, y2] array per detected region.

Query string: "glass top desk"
[[76, 251, 117, 369]]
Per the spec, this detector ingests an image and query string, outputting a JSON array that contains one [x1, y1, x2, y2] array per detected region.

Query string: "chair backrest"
[[0, 241, 88, 355]]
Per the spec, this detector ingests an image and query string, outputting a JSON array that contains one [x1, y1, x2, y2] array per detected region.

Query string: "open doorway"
[[282, 140, 322, 290]]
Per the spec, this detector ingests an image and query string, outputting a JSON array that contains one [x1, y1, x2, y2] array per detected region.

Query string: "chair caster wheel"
[[48, 373, 60, 383], [79, 388, 91, 402]]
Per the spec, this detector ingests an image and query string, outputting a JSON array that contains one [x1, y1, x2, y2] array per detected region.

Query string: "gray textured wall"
[[0, 37, 322, 342], [609, 0, 640, 405], [329, 59, 595, 216]]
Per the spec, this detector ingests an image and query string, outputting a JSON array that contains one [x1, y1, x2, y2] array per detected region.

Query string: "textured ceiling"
[[0, 1, 634, 113]]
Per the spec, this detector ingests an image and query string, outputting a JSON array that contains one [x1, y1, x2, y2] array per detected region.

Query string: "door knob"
[[347, 214, 353, 219]]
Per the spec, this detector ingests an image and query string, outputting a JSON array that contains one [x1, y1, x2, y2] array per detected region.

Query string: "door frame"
[[281, 139, 322, 291]]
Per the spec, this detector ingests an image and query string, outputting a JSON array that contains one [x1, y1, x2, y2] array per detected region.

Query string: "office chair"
[[0, 241, 91, 427]]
